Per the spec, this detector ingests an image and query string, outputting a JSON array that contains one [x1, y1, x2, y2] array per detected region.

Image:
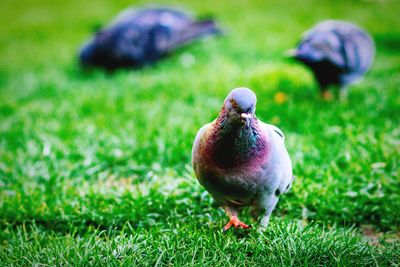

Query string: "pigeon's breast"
[[194, 145, 271, 206], [192, 119, 274, 206]]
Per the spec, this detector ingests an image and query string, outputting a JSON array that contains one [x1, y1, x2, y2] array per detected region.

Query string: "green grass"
[[0, 0, 399, 265]]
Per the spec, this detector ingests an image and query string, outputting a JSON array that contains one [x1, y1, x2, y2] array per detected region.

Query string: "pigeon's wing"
[[266, 123, 285, 140], [104, 7, 204, 63], [337, 25, 375, 77], [260, 122, 293, 194], [326, 21, 375, 72], [110, 8, 140, 26], [111, 7, 192, 30], [299, 29, 347, 67], [167, 20, 221, 51], [301, 20, 375, 74]]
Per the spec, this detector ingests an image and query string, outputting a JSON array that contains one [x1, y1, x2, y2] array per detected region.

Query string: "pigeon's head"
[[289, 37, 328, 63], [222, 87, 257, 128], [79, 25, 148, 69], [79, 34, 111, 68], [79, 40, 98, 66], [289, 27, 342, 64]]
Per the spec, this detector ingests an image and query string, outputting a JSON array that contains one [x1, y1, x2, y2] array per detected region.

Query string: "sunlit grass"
[[0, 0, 399, 265]]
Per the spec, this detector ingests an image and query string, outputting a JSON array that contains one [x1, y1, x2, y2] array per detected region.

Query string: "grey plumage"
[[192, 88, 293, 231], [290, 20, 375, 99], [79, 7, 221, 69]]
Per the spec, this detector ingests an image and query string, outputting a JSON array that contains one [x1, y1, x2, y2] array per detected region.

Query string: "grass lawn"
[[0, 0, 399, 265]]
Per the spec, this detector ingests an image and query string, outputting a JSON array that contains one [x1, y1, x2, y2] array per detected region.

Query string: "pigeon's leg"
[[257, 194, 279, 231], [223, 206, 250, 231]]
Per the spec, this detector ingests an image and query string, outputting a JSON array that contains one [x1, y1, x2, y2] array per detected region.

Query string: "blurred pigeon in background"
[[192, 88, 293, 231], [79, 7, 221, 69], [289, 20, 375, 100]]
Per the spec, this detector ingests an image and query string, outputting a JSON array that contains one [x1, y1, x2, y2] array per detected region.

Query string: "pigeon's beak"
[[240, 113, 252, 128]]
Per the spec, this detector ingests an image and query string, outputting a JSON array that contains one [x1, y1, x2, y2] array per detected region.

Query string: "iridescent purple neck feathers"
[[205, 107, 270, 169]]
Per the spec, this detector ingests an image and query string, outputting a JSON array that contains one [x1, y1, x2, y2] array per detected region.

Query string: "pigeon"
[[289, 20, 375, 100], [79, 7, 221, 69], [192, 88, 293, 231]]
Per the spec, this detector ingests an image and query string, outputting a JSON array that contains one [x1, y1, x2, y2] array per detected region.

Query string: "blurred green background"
[[0, 0, 399, 265]]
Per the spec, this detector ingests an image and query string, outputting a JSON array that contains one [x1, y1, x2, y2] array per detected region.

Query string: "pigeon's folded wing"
[[260, 122, 293, 194], [263, 123, 285, 140]]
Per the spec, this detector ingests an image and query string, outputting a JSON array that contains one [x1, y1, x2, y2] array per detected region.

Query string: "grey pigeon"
[[289, 20, 375, 100], [79, 7, 221, 69], [192, 88, 293, 231]]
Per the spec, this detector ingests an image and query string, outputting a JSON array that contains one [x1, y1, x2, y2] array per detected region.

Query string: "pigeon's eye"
[[231, 99, 238, 109]]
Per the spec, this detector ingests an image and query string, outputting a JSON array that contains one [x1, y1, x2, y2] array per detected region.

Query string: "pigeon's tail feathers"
[[79, 40, 97, 66], [169, 19, 222, 49]]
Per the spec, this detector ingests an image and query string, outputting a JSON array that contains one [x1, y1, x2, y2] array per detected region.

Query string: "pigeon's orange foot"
[[223, 216, 250, 231]]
